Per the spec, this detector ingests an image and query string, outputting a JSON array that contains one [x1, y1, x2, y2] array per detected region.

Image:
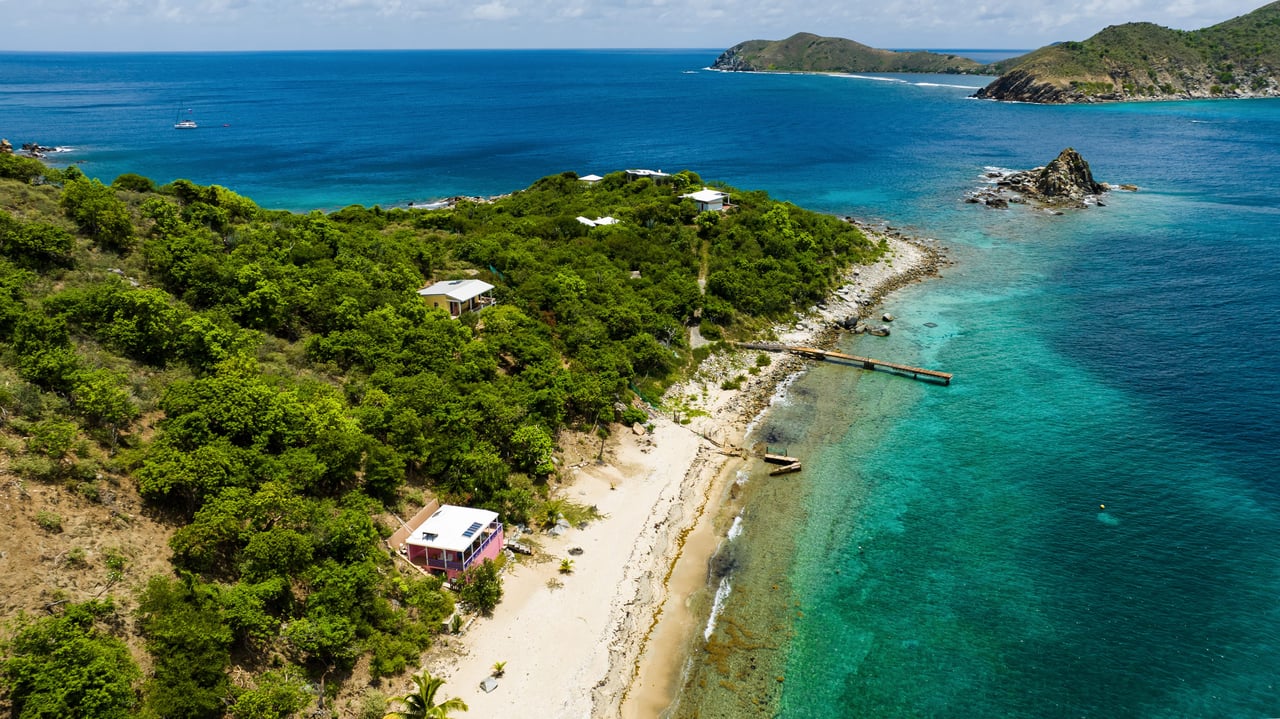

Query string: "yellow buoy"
[[1100, 504, 1106, 509]]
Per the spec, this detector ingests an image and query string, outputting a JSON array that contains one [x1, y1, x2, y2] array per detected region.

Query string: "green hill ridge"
[[977, 0, 1280, 102], [710, 32, 986, 74], [713, 2, 1280, 103]]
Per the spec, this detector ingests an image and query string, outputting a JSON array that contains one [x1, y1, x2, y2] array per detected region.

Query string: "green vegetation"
[[387, 671, 468, 718], [978, 1, 1280, 102], [1, 600, 140, 719], [456, 560, 503, 616], [0, 162, 879, 712], [33, 509, 62, 533], [713, 32, 986, 74]]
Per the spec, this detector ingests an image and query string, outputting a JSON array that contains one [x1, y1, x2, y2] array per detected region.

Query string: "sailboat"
[[174, 106, 198, 130]]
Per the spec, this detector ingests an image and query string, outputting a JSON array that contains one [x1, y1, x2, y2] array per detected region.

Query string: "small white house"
[[625, 169, 671, 183], [579, 174, 604, 184], [682, 187, 730, 212], [576, 216, 620, 227], [418, 279, 495, 318]]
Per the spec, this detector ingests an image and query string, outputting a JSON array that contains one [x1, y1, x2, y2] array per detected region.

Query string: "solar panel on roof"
[[462, 521, 483, 538]]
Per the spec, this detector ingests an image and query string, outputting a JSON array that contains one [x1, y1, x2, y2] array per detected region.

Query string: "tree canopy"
[[0, 165, 881, 714]]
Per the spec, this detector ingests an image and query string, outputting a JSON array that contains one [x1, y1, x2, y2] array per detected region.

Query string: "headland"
[[417, 226, 945, 716]]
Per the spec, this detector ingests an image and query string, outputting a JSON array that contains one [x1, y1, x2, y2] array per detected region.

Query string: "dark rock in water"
[[882, 313, 895, 322], [19, 142, 55, 158], [1032, 147, 1104, 199], [709, 544, 739, 580], [923, 322, 938, 328], [981, 148, 1108, 209], [869, 325, 891, 336]]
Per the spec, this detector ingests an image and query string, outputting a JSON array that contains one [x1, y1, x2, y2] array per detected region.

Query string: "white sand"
[[410, 232, 940, 717], [418, 420, 712, 716]]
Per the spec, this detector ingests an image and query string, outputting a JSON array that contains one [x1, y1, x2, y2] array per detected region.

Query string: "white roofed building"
[[404, 504, 505, 580], [418, 279, 495, 318], [625, 169, 672, 183], [682, 187, 730, 212], [579, 174, 604, 184], [576, 216, 621, 227]]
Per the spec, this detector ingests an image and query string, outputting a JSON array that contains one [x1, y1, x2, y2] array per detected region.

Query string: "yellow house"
[[417, 279, 495, 318]]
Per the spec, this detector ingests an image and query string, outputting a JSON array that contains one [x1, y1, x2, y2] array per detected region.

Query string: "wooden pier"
[[763, 451, 803, 476], [764, 452, 802, 465], [737, 342, 953, 385], [769, 462, 802, 476]]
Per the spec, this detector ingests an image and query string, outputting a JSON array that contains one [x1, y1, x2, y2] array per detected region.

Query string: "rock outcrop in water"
[[967, 148, 1114, 210], [1010, 148, 1105, 201]]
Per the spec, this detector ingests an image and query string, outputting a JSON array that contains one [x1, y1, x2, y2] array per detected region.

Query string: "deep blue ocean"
[[3, 51, 1278, 717]]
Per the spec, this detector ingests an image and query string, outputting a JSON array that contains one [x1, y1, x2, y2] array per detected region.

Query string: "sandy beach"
[[414, 228, 942, 717]]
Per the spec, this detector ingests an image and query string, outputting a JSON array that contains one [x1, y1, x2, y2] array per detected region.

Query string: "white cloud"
[[0, 0, 1269, 50], [472, 0, 519, 20]]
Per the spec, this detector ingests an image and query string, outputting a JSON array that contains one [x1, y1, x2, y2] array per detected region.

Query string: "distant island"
[[977, 0, 1280, 102], [713, 0, 1280, 104], [710, 32, 986, 75]]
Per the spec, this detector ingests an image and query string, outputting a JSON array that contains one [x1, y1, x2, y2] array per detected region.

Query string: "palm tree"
[[387, 671, 468, 718]]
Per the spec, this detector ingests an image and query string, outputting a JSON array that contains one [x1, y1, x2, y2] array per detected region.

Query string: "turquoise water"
[[2, 51, 1278, 717], [742, 185, 1280, 716]]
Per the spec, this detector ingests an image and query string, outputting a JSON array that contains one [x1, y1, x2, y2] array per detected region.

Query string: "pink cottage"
[[404, 505, 504, 580]]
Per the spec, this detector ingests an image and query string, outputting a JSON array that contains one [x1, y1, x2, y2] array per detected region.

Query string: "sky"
[[0, 0, 1269, 51]]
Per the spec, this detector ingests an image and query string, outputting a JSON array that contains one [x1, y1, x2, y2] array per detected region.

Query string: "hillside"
[[0, 149, 882, 718], [976, 0, 1280, 102], [711, 32, 986, 74]]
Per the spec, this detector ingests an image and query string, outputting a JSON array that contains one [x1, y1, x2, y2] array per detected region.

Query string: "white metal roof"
[[405, 505, 500, 553], [626, 168, 670, 177], [683, 188, 727, 203], [580, 174, 603, 182], [417, 279, 495, 302]]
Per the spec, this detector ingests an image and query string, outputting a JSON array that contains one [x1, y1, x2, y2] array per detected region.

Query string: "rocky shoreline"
[[690, 223, 947, 432], [0, 139, 70, 158], [598, 220, 947, 718], [975, 68, 1280, 105]]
